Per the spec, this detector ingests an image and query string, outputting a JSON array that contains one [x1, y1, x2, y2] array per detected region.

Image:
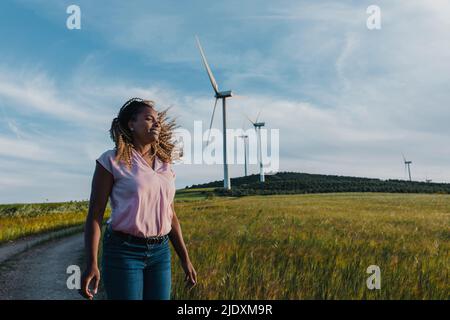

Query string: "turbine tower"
[[247, 111, 265, 183], [402, 153, 412, 182], [238, 134, 248, 177], [196, 35, 233, 190]]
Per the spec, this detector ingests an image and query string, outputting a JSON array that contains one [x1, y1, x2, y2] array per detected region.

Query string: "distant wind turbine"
[[402, 153, 412, 182], [195, 35, 233, 190], [238, 118, 249, 177], [238, 133, 249, 177], [247, 110, 265, 183]]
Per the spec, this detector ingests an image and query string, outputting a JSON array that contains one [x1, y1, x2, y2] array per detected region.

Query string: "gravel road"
[[0, 232, 105, 300]]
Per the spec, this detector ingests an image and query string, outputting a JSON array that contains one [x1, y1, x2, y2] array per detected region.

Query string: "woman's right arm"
[[80, 162, 113, 300]]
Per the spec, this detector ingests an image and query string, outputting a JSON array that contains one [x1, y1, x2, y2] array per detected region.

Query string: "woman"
[[80, 98, 197, 300]]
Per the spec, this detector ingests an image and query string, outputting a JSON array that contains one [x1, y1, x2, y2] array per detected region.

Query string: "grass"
[[175, 188, 217, 201], [169, 193, 449, 299], [0, 201, 110, 244], [1, 192, 449, 299]]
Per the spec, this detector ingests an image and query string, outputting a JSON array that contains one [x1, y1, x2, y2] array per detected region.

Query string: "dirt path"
[[0, 226, 84, 265], [0, 232, 105, 300]]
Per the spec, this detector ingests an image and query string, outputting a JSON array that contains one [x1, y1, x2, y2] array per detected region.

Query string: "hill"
[[187, 172, 450, 196]]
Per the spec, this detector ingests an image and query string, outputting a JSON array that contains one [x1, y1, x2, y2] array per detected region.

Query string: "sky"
[[0, 0, 449, 203]]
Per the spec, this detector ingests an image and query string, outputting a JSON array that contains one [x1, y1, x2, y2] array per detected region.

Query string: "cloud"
[[0, 67, 106, 127], [0, 0, 449, 203]]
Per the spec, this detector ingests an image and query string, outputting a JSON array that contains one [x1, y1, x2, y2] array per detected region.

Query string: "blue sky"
[[0, 0, 449, 203]]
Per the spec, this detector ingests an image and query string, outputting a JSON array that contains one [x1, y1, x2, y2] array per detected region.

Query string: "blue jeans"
[[101, 226, 172, 300]]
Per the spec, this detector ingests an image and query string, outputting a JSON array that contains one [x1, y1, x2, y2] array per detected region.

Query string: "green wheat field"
[[1, 191, 449, 299]]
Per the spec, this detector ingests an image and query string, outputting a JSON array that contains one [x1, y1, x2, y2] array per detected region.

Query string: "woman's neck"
[[132, 140, 152, 156]]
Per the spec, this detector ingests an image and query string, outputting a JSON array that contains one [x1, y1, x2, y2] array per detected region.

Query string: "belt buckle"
[[146, 235, 166, 245]]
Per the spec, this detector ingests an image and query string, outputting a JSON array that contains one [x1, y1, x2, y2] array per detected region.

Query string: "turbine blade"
[[206, 98, 219, 146], [195, 35, 219, 95], [255, 109, 262, 123], [243, 113, 255, 127]]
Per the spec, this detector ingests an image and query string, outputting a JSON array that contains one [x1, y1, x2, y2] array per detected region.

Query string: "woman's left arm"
[[169, 202, 197, 287]]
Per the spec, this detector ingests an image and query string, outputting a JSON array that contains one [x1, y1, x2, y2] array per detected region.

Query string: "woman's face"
[[128, 106, 161, 144]]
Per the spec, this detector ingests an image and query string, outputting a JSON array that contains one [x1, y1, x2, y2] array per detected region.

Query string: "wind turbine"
[[195, 35, 233, 190], [402, 153, 412, 182], [237, 118, 249, 177], [247, 110, 265, 183], [238, 133, 249, 177]]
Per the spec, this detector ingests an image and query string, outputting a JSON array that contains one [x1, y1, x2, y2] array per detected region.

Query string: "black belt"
[[111, 229, 169, 245]]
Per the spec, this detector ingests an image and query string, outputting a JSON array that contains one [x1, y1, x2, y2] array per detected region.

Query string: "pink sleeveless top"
[[96, 148, 176, 237]]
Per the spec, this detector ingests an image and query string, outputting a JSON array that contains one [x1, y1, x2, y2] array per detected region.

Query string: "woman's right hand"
[[79, 265, 100, 300]]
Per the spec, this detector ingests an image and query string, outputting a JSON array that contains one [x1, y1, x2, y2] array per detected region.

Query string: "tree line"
[[187, 172, 450, 197]]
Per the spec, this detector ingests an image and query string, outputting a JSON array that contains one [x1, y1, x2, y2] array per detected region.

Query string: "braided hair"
[[109, 97, 179, 170]]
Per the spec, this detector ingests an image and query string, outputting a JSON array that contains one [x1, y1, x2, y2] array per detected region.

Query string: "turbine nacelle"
[[215, 90, 233, 99]]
